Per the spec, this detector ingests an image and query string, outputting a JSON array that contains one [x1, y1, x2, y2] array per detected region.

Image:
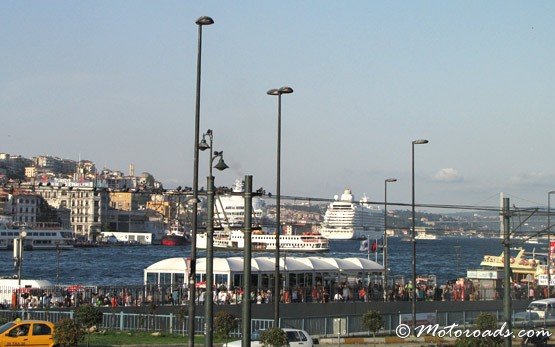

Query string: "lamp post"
[[411, 139, 428, 332], [13, 226, 27, 308], [548, 191, 555, 297], [188, 15, 213, 347], [201, 141, 228, 347], [267, 86, 293, 327], [384, 178, 397, 301]]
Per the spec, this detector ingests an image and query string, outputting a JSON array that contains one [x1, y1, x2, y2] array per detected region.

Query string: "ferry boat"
[[414, 232, 439, 240], [0, 222, 74, 250], [214, 179, 266, 228], [480, 247, 541, 282], [319, 189, 383, 240], [197, 228, 329, 253]]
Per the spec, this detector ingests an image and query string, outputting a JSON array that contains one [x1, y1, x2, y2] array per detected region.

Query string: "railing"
[[1, 308, 550, 337]]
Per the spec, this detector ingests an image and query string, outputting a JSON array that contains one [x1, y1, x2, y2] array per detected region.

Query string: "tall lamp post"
[[202, 148, 228, 347], [548, 191, 555, 297], [188, 15, 214, 347], [267, 86, 293, 327], [384, 178, 397, 301], [411, 139, 428, 331], [14, 226, 27, 308]]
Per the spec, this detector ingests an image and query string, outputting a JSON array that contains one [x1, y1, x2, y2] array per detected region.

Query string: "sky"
[[2, 1, 555, 210]]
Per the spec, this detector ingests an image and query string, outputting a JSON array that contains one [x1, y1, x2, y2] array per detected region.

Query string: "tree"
[[455, 312, 503, 347], [214, 310, 237, 346], [260, 327, 288, 347], [362, 310, 383, 343], [54, 318, 85, 346], [75, 304, 103, 346]]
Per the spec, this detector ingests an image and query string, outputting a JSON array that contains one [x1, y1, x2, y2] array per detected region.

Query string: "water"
[[0, 237, 542, 286]]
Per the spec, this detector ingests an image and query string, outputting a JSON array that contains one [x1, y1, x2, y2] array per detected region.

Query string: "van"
[[527, 298, 555, 319]]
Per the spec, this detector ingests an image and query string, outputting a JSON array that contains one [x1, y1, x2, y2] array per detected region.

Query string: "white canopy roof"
[[144, 256, 383, 276]]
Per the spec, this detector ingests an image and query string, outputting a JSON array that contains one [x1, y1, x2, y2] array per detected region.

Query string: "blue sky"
[[2, 1, 555, 209]]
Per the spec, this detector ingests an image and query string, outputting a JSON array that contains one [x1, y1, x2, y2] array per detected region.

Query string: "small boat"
[[161, 222, 190, 246]]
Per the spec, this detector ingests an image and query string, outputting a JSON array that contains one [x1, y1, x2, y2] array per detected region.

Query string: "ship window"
[[39, 233, 45, 236]]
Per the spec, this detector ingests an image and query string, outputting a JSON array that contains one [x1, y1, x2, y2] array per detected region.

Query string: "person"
[[333, 291, 343, 302]]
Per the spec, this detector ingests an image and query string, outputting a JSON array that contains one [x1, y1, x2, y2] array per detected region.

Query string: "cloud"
[[509, 172, 555, 186], [433, 168, 463, 183]]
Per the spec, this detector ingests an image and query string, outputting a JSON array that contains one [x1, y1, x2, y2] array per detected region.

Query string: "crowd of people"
[[0, 278, 547, 310]]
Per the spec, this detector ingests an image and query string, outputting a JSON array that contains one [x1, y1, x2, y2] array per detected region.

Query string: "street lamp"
[[188, 15, 214, 347], [267, 86, 293, 327], [411, 139, 428, 332], [200, 134, 228, 347], [13, 226, 27, 308], [384, 178, 397, 301], [548, 191, 555, 297]]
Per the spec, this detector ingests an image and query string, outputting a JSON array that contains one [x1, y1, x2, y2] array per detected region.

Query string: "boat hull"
[[319, 227, 382, 241], [161, 235, 189, 246]]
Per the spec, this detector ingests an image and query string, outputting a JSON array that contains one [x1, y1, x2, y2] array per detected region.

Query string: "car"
[[0, 319, 56, 347], [227, 328, 314, 347], [513, 311, 541, 328]]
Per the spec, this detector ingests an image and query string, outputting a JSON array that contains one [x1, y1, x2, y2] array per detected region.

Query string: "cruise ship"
[[197, 228, 329, 253], [213, 179, 266, 228], [0, 222, 74, 250], [319, 189, 384, 240]]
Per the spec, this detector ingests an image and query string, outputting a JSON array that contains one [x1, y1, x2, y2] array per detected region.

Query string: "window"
[[286, 331, 301, 342], [33, 323, 52, 335], [8, 323, 30, 337]]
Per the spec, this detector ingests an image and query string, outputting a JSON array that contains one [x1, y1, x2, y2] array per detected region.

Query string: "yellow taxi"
[[0, 320, 56, 347]]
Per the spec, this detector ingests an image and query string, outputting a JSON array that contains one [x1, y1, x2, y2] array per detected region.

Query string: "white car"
[[227, 328, 314, 347]]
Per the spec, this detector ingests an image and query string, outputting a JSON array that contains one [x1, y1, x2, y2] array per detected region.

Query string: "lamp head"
[[196, 16, 214, 26], [412, 139, 429, 145], [267, 89, 280, 96], [198, 137, 210, 151], [20, 230, 27, 238], [214, 157, 229, 171], [386, 178, 398, 183], [279, 86, 293, 94]]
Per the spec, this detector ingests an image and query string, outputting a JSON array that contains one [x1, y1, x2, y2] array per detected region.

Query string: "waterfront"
[[0, 237, 544, 286]]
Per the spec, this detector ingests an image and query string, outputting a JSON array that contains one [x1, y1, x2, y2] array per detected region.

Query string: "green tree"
[[214, 310, 238, 346], [75, 304, 103, 346], [455, 312, 503, 347], [362, 310, 383, 342], [54, 318, 85, 347], [260, 327, 288, 347]]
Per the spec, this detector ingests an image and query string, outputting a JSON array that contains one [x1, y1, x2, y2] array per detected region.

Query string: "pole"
[[242, 175, 253, 346], [411, 142, 417, 332], [549, 193, 552, 297], [274, 93, 282, 327], [502, 197, 512, 347], [189, 16, 213, 345], [384, 180, 388, 301], [187, 22, 204, 347], [204, 176, 214, 347]]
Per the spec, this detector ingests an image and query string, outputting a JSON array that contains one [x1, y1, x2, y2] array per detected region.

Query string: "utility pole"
[[242, 175, 253, 346], [502, 197, 512, 347]]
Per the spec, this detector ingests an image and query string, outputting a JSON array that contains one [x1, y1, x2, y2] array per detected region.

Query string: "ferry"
[[319, 189, 383, 240], [0, 222, 74, 250], [414, 232, 439, 240], [197, 228, 329, 253]]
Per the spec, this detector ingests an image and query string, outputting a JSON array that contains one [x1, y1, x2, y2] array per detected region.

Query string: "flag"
[[371, 240, 378, 253], [359, 239, 369, 252]]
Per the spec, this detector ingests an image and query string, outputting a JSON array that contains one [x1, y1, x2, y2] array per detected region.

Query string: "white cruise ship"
[[214, 179, 266, 228], [197, 228, 329, 253], [319, 189, 384, 240]]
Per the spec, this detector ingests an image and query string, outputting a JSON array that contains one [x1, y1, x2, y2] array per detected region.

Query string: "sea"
[[0, 237, 546, 286]]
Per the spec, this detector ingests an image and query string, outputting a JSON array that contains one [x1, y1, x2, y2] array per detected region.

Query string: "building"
[[35, 184, 109, 239], [109, 192, 150, 211], [9, 193, 39, 225]]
